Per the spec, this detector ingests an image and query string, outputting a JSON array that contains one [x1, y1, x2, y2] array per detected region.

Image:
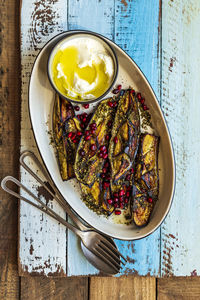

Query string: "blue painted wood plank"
[[161, 0, 200, 276], [67, 0, 115, 276], [114, 0, 161, 276]]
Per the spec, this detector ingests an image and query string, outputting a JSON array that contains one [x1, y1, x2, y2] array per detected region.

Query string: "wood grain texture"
[[157, 277, 200, 300], [90, 277, 156, 300], [20, 0, 68, 276], [21, 276, 88, 300], [0, 0, 20, 298], [114, 0, 161, 276], [161, 0, 200, 276]]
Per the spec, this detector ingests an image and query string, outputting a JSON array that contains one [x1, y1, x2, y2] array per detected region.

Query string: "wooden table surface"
[[1, 0, 200, 299]]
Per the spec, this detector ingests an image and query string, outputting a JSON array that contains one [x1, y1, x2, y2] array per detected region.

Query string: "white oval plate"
[[29, 30, 175, 240]]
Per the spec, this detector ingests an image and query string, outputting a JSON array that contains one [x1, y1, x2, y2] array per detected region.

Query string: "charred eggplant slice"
[[74, 97, 117, 186], [109, 90, 140, 183], [132, 134, 159, 226], [53, 93, 82, 180]]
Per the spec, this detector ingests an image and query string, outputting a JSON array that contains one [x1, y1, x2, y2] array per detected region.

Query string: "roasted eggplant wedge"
[[132, 133, 159, 226], [53, 93, 82, 180], [74, 97, 117, 186], [109, 90, 140, 183]]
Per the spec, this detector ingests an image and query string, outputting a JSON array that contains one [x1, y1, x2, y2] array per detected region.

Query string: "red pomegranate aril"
[[143, 105, 149, 111], [130, 89, 135, 95], [72, 139, 78, 143], [119, 197, 124, 202], [90, 144, 96, 151], [80, 123, 85, 129], [114, 203, 118, 208], [85, 130, 90, 136], [107, 199, 113, 205], [124, 198, 129, 204], [99, 152, 103, 158], [71, 133, 76, 140], [114, 136, 118, 144], [141, 98, 145, 105], [137, 92, 142, 100], [120, 203, 124, 209], [114, 197, 119, 203], [106, 176, 111, 181], [83, 104, 89, 109], [126, 174, 131, 181], [148, 197, 153, 203], [113, 101, 117, 107], [103, 153, 108, 159], [113, 192, 118, 198], [68, 132, 73, 138], [82, 112, 88, 117], [74, 105, 80, 111], [85, 135, 91, 141], [108, 101, 113, 107], [76, 131, 82, 136], [104, 182, 110, 188], [113, 89, 119, 94], [90, 129, 96, 134], [77, 114, 81, 120], [117, 84, 122, 90], [119, 189, 125, 196], [101, 173, 106, 178], [126, 191, 130, 197], [105, 134, 110, 141], [90, 123, 96, 129], [115, 210, 121, 215], [104, 162, 109, 168], [102, 168, 107, 173], [82, 117, 87, 123], [130, 168, 134, 174], [100, 145, 106, 152], [79, 149, 85, 156]]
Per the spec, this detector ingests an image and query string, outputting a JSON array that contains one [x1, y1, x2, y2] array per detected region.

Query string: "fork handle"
[[1, 176, 84, 239], [20, 150, 89, 231]]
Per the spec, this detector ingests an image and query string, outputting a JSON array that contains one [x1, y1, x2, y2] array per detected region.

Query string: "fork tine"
[[91, 248, 120, 273], [97, 242, 126, 266], [101, 238, 127, 262]]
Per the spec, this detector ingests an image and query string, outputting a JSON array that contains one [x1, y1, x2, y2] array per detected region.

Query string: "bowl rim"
[[47, 30, 119, 104]]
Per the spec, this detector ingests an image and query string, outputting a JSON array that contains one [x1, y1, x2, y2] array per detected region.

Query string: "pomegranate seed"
[[100, 145, 106, 152], [108, 101, 113, 107], [90, 129, 96, 134], [120, 203, 124, 209], [119, 197, 124, 202], [137, 92, 142, 100], [99, 153, 103, 158], [117, 84, 122, 90], [126, 174, 131, 181], [114, 203, 118, 208], [80, 123, 85, 129], [113, 101, 117, 107], [104, 182, 110, 188], [108, 121, 112, 127], [106, 176, 111, 181], [130, 89, 135, 95], [82, 112, 88, 117], [101, 173, 106, 178], [124, 198, 129, 204], [85, 130, 90, 136], [71, 133, 76, 140], [141, 98, 145, 105], [114, 197, 119, 203], [113, 192, 118, 197], [77, 114, 81, 119], [107, 199, 113, 205], [68, 132, 73, 138], [79, 149, 85, 156], [115, 210, 121, 215], [85, 135, 91, 141], [105, 134, 110, 141], [103, 153, 108, 159], [74, 105, 80, 111], [119, 190, 125, 196], [130, 168, 134, 174], [148, 197, 153, 203], [104, 162, 109, 168], [90, 122, 97, 128], [90, 144, 96, 151], [82, 117, 87, 123], [102, 168, 107, 173], [126, 191, 130, 197], [114, 136, 118, 144], [143, 105, 149, 111], [83, 104, 89, 109], [113, 89, 119, 94], [72, 139, 78, 143], [76, 131, 82, 136]]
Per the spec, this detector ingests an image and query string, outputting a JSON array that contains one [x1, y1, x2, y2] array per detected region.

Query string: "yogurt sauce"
[[51, 36, 115, 101]]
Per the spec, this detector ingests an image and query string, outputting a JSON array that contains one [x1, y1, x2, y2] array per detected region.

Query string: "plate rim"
[[28, 29, 176, 241]]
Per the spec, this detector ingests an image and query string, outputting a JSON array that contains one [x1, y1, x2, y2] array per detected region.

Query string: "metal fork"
[[1, 151, 127, 273]]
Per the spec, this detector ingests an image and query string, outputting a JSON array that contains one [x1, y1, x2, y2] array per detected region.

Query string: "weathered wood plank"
[[157, 277, 200, 300], [21, 277, 88, 300], [114, 0, 161, 276], [67, 0, 115, 277], [161, 0, 200, 276], [90, 277, 156, 300], [20, 0, 68, 276], [0, 0, 20, 298]]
